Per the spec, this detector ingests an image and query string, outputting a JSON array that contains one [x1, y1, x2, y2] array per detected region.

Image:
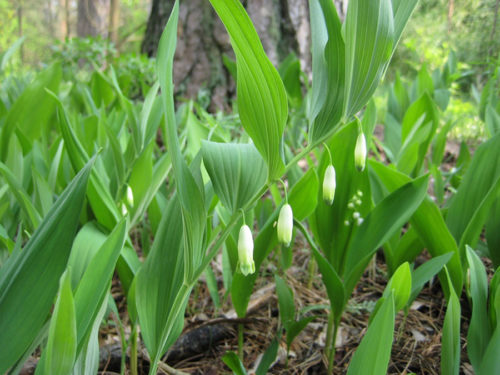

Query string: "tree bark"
[[17, 1, 24, 62], [108, 0, 120, 44], [140, 0, 351, 110], [142, 0, 317, 111], [77, 0, 108, 38]]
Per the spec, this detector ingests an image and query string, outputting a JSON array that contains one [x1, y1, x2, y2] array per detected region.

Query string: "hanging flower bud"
[[277, 204, 293, 247], [126, 185, 134, 207], [238, 225, 255, 276], [322, 165, 336, 205], [354, 132, 367, 172]]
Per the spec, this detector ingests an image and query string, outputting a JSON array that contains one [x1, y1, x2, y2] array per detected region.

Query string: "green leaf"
[[397, 93, 439, 176], [208, 0, 288, 180], [344, 0, 394, 119], [369, 160, 463, 295], [43, 270, 77, 375], [344, 175, 428, 300], [447, 133, 500, 258], [410, 252, 454, 304], [0, 161, 42, 230], [309, 121, 371, 273], [466, 246, 491, 371], [275, 275, 295, 327], [202, 141, 267, 213], [157, 0, 205, 280], [309, 0, 345, 142], [390, 0, 419, 55], [486, 199, 500, 268], [73, 219, 127, 352], [288, 168, 319, 221], [385, 262, 411, 311], [286, 317, 315, 349], [1, 63, 62, 158], [441, 269, 461, 375], [255, 339, 279, 375], [0, 158, 92, 373], [222, 351, 247, 375], [347, 294, 395, 375], [136, 196, 186, 361]]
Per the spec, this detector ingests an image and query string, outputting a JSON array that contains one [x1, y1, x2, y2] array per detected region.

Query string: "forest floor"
[[20, 138, 477, 375]]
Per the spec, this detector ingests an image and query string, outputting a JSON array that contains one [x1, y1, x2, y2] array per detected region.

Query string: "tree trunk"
[[17, 1, 24, 62], [77, 0, 108, 38], [108, 0, 120, 45], [141, 0, 315, 111], [448, 0, 454, 33]]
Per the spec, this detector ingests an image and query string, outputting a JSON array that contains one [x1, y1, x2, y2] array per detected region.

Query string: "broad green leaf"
[[447, 133, 500, 257], [202, 141, 267, 213], [136, 196, 185, 362], [49, 92, 120, 230], [344, 0, 394, 119], [441, 270, 461, 375], [255, 339, 279, 375], [397, 93, 439, 176], [1, 63, 62, 158], [72, 296, 107, 375], [286, 317, 316, 349], [369, 160, 463, 294], [43, 270, 77, 375], [208, 0, 288, 180], [157, 0, 205, 280], [344, 175, 428, 300], [0, 158, 92, 373], [288, 168, 319, 221], [347, 294, 395, 375], [0, 161, 41, 229], [389, 226, 423, 274], [390, 0, 419, 55], [67, 222, 107, 289], [278, 53, 303, 107], [222, 351, 247, 375], [486, 199, 500, 268], [309, 121, 371, 273], [310, 243, 345, 320], [466, 246, 491, 371], [73, 219, 127, 352], [275, 275, 295, 326], [410, 252, 454, 304], [309, 0, 345, 142], [486, 104, 500, 137], [432, 120, 455, 166], [0, 36, 25, 71], [385, 262, 411, 311]]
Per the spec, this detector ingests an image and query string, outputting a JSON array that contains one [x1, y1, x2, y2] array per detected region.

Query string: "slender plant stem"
[[328, 317, 340, 373], [130, 324, 138, 375]]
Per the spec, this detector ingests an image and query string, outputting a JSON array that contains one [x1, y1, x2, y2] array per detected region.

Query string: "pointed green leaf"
[[0, 159, 92, 373], [344, 175, 428, 300], [344, 0, 394, 119], [202, 141, 267, 213], [43, 270, 77, 375], [208, 0, 288, 179]]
